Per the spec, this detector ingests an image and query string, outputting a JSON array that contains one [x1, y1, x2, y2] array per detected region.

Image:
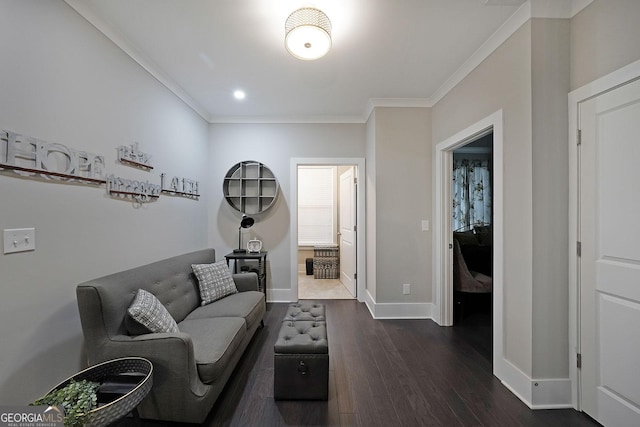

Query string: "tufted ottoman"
[[274, 302, 328, 400]]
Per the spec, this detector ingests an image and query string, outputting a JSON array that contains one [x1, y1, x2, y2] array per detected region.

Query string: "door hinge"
[[354, 225, 357, 232], [577, 353, 582, 369], [577, 241, 582, 257], [577, 129, 582, 146], [354, 177, 358, 185], [354, 273, 357, 280]]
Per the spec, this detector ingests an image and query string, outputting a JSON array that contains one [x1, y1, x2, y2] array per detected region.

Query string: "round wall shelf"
[[223, 161, 279, 214]]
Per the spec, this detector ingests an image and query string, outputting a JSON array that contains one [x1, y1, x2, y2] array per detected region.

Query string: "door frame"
[[433, 110, 504, 374], [290, 157, 366, 302], [568, 59, 640, 410]]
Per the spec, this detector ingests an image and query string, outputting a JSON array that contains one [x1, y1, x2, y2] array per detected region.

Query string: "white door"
[[579, 78, 640, 426], [339, 167, 356, 297]]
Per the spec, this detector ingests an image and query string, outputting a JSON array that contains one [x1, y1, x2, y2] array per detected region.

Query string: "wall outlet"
[[4, 228, 36, 254], [403, 283, 411, 295]]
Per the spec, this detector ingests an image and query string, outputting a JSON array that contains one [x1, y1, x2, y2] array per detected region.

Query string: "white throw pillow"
[[127, 289, 179, 334], [192, 260, 238, 305]]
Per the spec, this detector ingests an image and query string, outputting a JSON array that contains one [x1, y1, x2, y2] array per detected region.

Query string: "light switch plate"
[[3, 228, 35, 254], [421, 220, 429, 231]]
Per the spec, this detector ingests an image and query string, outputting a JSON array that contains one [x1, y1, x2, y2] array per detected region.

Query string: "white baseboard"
[[498, 359, 573, 409], [267, 288, 297, 303], [531, 378, 573, 409], [364, 290, 433, 319]]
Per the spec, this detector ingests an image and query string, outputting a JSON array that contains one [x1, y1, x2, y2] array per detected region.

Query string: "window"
[[298, 166, 336, 246]]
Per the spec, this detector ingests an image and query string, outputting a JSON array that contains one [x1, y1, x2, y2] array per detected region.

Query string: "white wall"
[[207, 123, 365, 301], [0, 0, 209, 404]]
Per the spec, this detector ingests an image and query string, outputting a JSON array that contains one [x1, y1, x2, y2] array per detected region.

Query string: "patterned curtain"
[[452, 159, 491, 231]]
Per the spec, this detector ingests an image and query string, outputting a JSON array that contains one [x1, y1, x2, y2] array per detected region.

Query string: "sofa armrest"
[[233, 272, 259, 292], [98, 332, 210, 396]]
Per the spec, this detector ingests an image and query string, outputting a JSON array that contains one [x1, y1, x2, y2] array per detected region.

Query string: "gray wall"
[[368, 107, 432, 303], [366, 111, 378, 299], [531, 18, 571, 379], [207, 123, 365, 299], [0, 1, 209, 404], [433, 21, 535, 375], [570, 0, 640, 90]]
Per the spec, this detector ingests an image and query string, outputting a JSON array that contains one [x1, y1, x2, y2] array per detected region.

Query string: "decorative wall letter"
[[117, 142, 153, 169]]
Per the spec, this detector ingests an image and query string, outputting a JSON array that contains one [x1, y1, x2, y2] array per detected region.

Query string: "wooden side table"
[[225, 251, 267, 294]]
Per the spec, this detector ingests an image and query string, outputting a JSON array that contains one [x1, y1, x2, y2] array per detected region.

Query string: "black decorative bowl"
[[41, 357, 153, 427]]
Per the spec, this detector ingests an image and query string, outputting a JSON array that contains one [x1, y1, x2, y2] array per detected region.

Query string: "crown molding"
[[63, 0, 213, 123], [428, 0, 591, 107], [364, 98, 432, 122], [428, 1, 531, 106], [209, 114, 369, 124], [63, 0, 593, 125]]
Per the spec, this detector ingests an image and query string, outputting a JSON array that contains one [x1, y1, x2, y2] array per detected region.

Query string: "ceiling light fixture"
[[233, 90, 246, 100], [285, 7, 332, 60]]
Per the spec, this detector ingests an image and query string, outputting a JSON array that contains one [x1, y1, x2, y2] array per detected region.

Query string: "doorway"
[[289, 158, 366, 303], [451, 133, 494, 360], [434, 110, 504, 378]]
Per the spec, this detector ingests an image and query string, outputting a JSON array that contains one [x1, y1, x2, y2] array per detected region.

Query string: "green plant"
[[32, 379, 100, 427]]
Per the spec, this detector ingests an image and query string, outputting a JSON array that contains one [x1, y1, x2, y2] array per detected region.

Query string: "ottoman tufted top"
[[283, 302, 326, 322], [275, 320, 328, 354]]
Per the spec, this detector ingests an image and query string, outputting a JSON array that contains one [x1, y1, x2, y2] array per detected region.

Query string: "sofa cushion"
[[192, 260, 238, 305], [126, 289, 179, 334], [178, 317, 246, 384], [185, 291, 265, 331]]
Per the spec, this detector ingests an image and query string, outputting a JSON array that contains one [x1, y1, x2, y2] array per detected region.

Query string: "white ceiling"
[[65, 0, 534, 123]]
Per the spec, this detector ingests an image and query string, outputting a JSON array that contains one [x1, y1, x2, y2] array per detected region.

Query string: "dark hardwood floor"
[[119, 300, 600, 427]]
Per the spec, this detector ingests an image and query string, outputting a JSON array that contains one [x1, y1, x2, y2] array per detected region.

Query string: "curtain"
[[452, 159, 491, 231]]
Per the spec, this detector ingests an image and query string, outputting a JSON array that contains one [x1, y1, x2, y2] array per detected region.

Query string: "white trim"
[[433, 109, 505, 387], [64, 0, 593, 125], [568, 58, 640, 411], [531, 378, 573, 409], [364, 98, 432, 122], [500, 359, 534, 407], [571, 0, 594, 17], [364, 291, 432, 319], [63, 0, 212, 123], [501, 361, 573, 409], [428, 2, 530, 106], [268, 288, 297, 303], [211, 115, 368, 124], [290, 158, 366, 303], [499, 360, 573, 409]]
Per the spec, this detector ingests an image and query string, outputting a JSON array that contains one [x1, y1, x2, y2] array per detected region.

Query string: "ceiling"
[[64, 0, 530, 123]]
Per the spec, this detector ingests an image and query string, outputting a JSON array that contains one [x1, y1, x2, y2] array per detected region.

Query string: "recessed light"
[[233, 90, 246, 100]]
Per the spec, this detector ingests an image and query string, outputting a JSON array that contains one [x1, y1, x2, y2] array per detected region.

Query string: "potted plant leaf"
[[32, 379, 100, 427]]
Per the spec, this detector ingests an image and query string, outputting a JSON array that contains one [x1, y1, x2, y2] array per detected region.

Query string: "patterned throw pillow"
[[127, 289, 179, 334], [192, 260, 238, 306]]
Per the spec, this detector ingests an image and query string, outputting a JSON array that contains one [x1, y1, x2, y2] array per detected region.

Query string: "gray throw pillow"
[[192, 260, 238, 305], [127, 289, 179, 334]]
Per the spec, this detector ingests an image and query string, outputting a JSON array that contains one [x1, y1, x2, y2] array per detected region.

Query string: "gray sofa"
[[76, 249, 266, 423]]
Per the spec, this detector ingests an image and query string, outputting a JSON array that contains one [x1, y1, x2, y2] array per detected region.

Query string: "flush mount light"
[[233, 90, 246, 100], [285, 7, 332, 60]]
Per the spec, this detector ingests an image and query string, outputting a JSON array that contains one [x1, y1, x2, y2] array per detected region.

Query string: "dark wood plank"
[[116, 300, 601, 427]]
